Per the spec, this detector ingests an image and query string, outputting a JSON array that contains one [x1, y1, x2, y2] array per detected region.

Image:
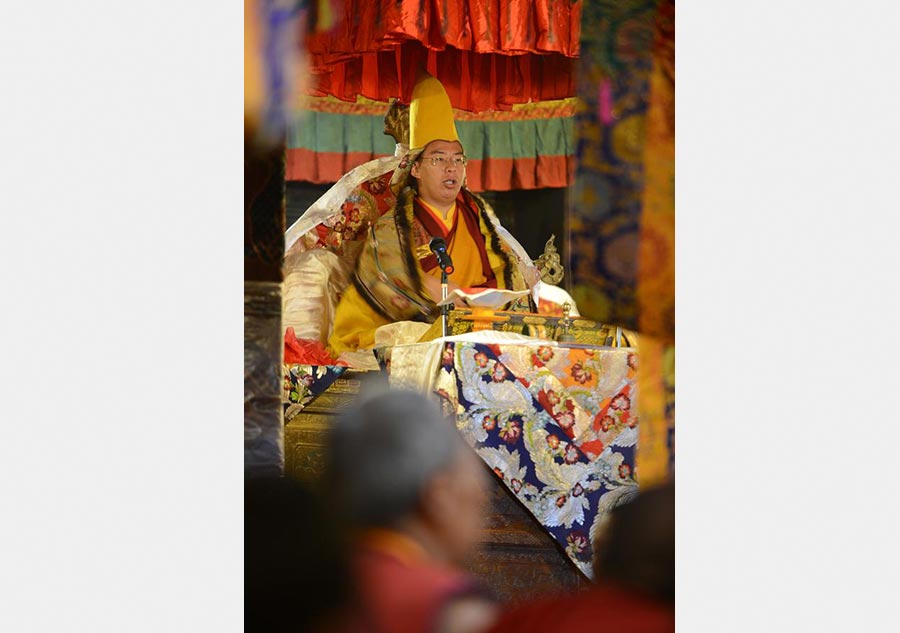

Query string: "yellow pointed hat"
[[408, 73, 461, 152]]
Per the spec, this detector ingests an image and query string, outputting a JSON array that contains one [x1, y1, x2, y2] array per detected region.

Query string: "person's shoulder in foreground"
[[486, 482, 675, 633], [485, 584, 674, 633]]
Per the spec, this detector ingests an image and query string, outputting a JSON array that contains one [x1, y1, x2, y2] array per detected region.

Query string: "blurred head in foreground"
[[325, 388, 488, 565], [325, 389, 497, 633], [245, 475, 351, 633], [592, 482, 675, 603]]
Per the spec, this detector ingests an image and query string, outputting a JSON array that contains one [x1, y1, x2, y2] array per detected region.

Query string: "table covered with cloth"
[[380, 331, 640, 578], [282, 330, 639, 578]]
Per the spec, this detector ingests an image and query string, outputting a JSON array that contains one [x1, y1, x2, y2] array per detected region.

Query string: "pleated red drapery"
[[306, 0, 582, 112]]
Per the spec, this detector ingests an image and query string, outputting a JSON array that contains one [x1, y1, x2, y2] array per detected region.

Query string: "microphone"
[[429, 237, 454, 274]]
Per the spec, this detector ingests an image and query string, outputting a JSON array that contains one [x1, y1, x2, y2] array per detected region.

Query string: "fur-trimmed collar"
[[391, 187, 518, 293]]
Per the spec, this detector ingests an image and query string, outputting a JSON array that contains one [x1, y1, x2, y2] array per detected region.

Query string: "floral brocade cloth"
[[432, 341, 639, 578], [282, 364, 347, 422]]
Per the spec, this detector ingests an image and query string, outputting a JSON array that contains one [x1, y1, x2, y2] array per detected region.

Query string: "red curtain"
[[306, 0, 582, 111]]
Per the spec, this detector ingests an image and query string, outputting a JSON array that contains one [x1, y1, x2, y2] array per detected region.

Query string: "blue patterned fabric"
[[433, 341, 640, 577]]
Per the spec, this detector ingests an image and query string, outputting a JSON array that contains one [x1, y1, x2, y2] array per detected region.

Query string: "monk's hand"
[[451, 289, 470, 309]]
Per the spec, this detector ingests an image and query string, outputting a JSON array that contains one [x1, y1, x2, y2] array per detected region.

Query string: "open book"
[[436, 287, 531, 309]]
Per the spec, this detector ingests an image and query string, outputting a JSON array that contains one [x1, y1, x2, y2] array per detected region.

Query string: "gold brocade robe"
[[328, 186, 530, 354]]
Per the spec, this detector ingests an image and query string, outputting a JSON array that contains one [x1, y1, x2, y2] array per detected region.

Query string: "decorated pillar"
[[245, 139, 286, 476], [634, 0, 675, 485], [244, 0, 325, 475], [569, 0, 675, 484]]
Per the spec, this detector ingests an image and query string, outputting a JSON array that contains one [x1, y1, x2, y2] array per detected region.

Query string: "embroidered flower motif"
[[546, 434, 560, 449], [545, 389, 561, 408], [532, 345, 555, 367], [611, 393, 631, 411], [511, 478, 523, 493], [343, 208, 363, 237], [391, 295, 410, 310], [499, 418, 521, 444], [474, 352, 489, 368], [627, 415, 638, 429], [556, 494, 568, 508], [627, 353, 638, 370], [618, 464, 632, 479], [557, 410, 575, 431], [572, 483, 584, 497], [367, 178, 386, 194], [566, 532, 589, 554], [599, 415, 616, 432], [482, 415, 497, 431], [286, 371, 316, 404], [570, 361, 592, 384], [491, 362, 509, 382], [564, 444, 580, 464]]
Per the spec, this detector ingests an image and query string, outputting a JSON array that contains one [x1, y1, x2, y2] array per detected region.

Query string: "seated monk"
[[328, 73, 540, 354]]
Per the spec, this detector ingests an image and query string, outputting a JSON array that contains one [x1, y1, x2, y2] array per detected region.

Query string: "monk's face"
[[411, 140, 466, 208]]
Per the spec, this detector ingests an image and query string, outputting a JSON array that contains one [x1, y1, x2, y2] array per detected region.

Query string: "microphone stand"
[[441, 268, 449, 338], [429, 236, 453, 339]]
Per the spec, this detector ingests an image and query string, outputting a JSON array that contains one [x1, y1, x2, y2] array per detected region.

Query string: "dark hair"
[[592, 482, 675, 602], [324, 389, 464, 529]]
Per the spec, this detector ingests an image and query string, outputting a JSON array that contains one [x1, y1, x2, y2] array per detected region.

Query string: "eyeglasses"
[[420, 155, 468, 167]]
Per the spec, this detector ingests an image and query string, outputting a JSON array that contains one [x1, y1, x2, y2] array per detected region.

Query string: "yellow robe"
[[329, 199, 494, 354]]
